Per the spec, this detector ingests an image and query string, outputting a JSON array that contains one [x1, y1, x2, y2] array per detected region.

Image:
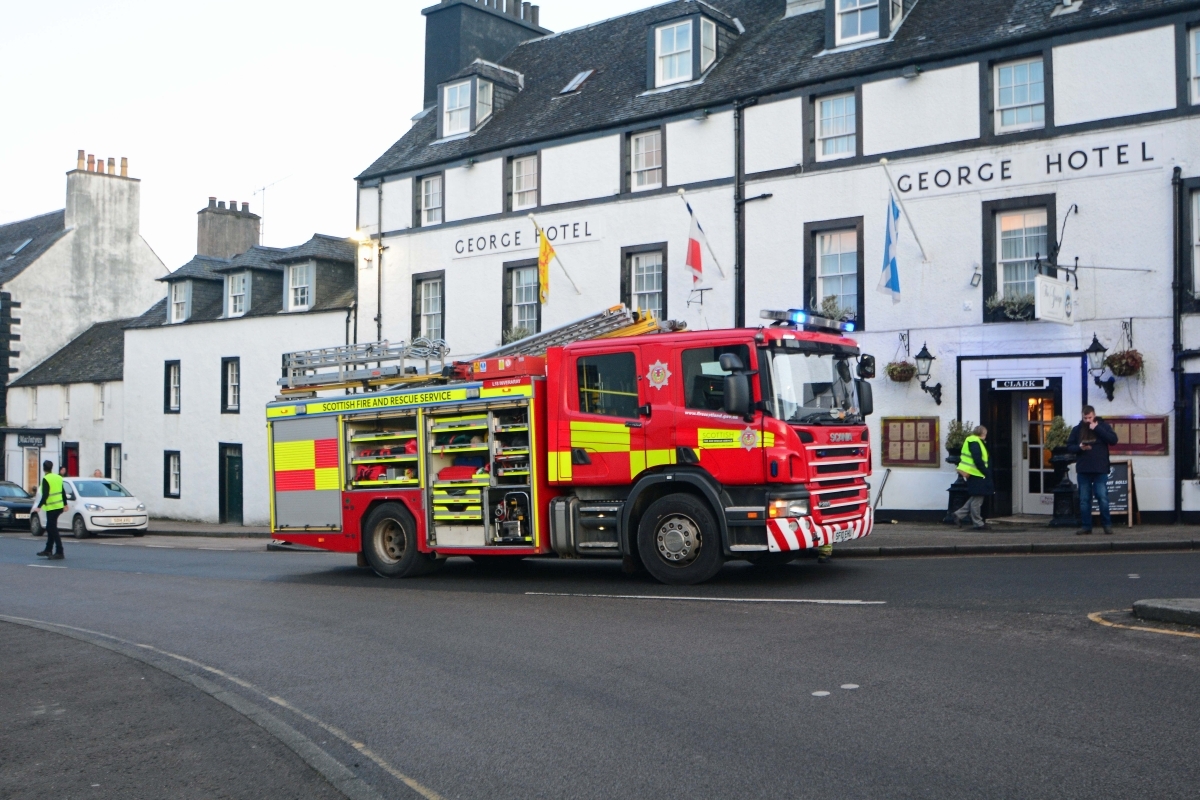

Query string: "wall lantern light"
[[970, 263, 982, 287], [914, 342, 942, 405], [1086, 333, 1115, 401]]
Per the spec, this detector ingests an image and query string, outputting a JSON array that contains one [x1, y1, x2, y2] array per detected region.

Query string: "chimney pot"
[[77, 150, 85, 170], [208, 197, 217, 209], [120, 157, 128, 177], [98, 158, 106, 174], [522, 2, 530, 20], [229, 201, 236, 212], [218, 201, 226, 210], [107, 157, 116, 175], [531, 4, 538, 26], [87, 154, 95, 172], [241, 202, 250, 213]]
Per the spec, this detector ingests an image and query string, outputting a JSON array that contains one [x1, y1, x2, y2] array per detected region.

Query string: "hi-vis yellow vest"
[[41, 473, 65, 511], [959, 435, 988, 478]]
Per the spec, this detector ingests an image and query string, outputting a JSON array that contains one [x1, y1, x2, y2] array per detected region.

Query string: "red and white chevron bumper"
[[766, 507, 873, 552]]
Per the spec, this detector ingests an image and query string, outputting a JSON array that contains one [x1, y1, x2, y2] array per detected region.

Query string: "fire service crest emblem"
[[646, 360, 672, 390]]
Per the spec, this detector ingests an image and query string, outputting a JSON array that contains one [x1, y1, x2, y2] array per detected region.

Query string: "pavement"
[[1133, 598, 1200, 626], [2, 533, 1198, 799]]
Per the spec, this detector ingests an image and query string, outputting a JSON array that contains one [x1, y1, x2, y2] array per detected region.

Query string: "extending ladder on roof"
[[278, 338, 450, 391], [480, 304, 667, 358]]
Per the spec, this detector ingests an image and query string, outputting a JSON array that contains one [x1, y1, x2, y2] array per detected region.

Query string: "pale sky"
[[0, 0, 653, 272]]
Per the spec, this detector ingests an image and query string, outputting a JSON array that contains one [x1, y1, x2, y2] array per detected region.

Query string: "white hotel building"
[[354, 0, 1200, 522]]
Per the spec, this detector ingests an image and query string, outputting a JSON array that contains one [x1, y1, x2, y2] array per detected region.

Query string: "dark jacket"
[[1067, 418, 1119, 474], [964, 439, 994, 497]]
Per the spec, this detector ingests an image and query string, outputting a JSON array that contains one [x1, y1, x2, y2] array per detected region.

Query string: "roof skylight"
[[560, 70, 594, 94]]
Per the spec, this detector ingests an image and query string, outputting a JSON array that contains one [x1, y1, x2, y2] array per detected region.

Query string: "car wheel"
[[131, 529, 145, 537], [361, 503, 437, 578], [30, 514, 43, 537], [72, 515, 91, 539], [636, 493, 725, 585]]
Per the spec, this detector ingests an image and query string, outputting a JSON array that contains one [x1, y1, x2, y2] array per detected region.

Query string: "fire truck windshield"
[[764, 348, 860, 424]]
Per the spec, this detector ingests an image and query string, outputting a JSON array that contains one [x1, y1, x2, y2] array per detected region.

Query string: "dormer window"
[[836, 0, 879, 46], [228, 273, 248, 317], [477, 80, 493, 123], [701, 19, 717, 71], [656, 21, 693, 86], [170, 282, 190, 323], [288, 263, 312, 312], [443, 81, 471, 136]]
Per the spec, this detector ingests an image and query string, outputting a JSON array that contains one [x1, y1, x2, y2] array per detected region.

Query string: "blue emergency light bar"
[[760, 309, 856, 333]]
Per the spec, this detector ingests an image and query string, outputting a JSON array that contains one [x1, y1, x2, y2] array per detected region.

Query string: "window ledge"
[[816, 29, 899, 58], [639, 74, 709, 97]]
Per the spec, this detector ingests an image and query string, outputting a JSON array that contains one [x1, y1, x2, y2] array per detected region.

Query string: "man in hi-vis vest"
[[953, 426, 994, 530], [36, 460, 66, 559]]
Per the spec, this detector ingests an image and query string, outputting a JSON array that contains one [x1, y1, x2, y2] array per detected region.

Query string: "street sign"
[[991, 378, 1050, 390], [1034, 274, 1073, 325]]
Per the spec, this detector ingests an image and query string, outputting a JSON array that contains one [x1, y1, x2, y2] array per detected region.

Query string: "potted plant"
[[945, 419, 972, 465], [1104, 349, 1144, 378], [985, 293, 1035, 321], [1045, 415, 1079, 527], [885, 361, 917, 382], [818, 295, 856, 322]]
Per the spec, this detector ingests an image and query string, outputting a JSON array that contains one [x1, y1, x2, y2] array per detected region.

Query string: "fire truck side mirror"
[[718, 353, 745, 373], [856, 380, 874, 417], [723, 374, 751, 418], [857, 354, 876, 380]]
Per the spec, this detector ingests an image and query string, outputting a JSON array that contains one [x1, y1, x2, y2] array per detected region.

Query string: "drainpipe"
[[733, 98, 758, 328], [375, 183, 384, 342], [1172, 166, 1185, 522]]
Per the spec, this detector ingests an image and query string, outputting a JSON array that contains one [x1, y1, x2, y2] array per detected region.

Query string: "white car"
[[31, 478, 148, 539]]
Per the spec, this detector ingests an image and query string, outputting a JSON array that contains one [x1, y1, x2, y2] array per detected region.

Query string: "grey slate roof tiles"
[[0, 209, 68, 285], [358, 0, 1196, 180], [11, 318, 132, 387], [154, 254, 230, 282], [272, 234, 356, 265]]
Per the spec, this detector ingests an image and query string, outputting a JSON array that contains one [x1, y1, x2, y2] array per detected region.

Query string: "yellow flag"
[[537, 227, 555, 304]]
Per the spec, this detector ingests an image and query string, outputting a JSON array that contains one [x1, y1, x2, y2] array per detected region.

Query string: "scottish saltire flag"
[[877, 193, 902, 303], [683, 198, 709, 284]]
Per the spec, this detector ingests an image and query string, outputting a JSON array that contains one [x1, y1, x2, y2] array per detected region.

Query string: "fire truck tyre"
[[72, 515, 91, 539], [362, 504, 435, 578], [637, 494, 724, 585]]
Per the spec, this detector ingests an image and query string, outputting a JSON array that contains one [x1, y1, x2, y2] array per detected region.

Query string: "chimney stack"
[[120, 157, 128, 177], [77, 150, 85, 170], [197, 194, 261, 259], [87, 154, 95, 172]]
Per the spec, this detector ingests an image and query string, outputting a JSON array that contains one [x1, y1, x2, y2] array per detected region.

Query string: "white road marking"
[[841, 684, 860, 690], [525, 592, 885, 605], [199, 547, 237, 551], [812, 691, 831, 697], [146, 545, 174, 548], [27, 564, 66, 569], [1128, 574, 1140, 579]]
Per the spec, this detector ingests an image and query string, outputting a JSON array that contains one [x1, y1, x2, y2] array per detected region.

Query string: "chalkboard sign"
[[1089, 460, 1136, 527]]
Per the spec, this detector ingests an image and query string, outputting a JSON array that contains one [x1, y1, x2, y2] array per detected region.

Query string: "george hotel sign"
[[451, 218, 602, 260]]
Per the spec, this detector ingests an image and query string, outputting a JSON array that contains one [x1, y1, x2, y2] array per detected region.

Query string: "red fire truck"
[[266, 306, 876, 584]]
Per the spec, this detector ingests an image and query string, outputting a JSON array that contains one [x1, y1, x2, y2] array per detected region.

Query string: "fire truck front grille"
[[818, 489, 860, 503], [815, 462, 858, 475]]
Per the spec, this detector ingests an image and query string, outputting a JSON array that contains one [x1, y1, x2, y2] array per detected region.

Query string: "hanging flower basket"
[[885, 361, 917, 382], [1105, 349, 1143, 378]]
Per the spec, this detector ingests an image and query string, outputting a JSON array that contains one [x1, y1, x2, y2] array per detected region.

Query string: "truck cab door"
[[560, 348, 645, 485], [676, 343, 766, 485]]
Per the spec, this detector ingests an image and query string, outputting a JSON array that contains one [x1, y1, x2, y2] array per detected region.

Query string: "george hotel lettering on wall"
[[452, 218, 601, 259], [893, 137, 1161, 198]]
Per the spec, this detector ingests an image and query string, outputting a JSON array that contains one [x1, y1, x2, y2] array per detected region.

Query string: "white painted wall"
[[1053, 26, 1177, 126], [445, 158, 503, 222], [863, 64, 980, 155], [744, 96, 804, 175], [666, 110, 735, 186], [540, 135, 620, 206], [122, 312, 347, 524], [5, 382, 125, 491]]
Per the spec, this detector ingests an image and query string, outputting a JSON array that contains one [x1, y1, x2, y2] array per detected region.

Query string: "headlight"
[[85, 503, 103, 511], [768, 496, 809, 518], [136, 503, 146, 511], [0, 507, 10, 516]]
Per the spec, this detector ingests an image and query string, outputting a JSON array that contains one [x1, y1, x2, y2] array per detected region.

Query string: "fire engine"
[[265, 306, 877, 585]]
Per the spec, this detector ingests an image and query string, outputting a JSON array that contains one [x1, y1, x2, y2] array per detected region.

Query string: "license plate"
[[110, 517, 134, 525], [832, 527, 857, 543], [15, 513, 29, 520]]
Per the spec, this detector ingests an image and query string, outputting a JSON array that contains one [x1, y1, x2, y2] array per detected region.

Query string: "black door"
[[981, 383, 1013, 518], [219, 444, 243, 525]]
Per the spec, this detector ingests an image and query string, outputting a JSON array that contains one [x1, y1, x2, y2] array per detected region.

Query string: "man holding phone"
[[1066, 405, 1119, 535]]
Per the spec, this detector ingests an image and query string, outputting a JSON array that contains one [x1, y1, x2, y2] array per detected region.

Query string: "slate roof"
[[155, 254, 229, 283], [272, 234, 356, 265], [213, 245, 289, 274], [0, 210, 68, 285], [11, 318, 130, 387], [359, 0, 1196, 180]]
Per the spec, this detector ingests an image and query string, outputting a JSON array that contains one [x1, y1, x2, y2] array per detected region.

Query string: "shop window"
[[997, 209, 1048, 299], [577, 352, 639, 418], [682, 345, 750, 410], [995, 57, 1045, 134], [817, 93, 856, 161]]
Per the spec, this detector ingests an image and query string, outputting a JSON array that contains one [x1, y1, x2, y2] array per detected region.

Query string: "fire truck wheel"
[[362, 503, 435, 578], [637, 494, 724, 585]]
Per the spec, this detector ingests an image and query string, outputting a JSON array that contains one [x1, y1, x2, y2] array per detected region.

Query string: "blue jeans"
[[1077, 472, 1111, 530]]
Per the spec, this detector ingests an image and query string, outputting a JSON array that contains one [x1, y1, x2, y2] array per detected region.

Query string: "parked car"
[[31, 478, 148, 538], [0, 481, 35, 530]]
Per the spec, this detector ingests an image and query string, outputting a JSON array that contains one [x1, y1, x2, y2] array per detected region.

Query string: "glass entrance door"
[[1016, 395, 1056, 514]]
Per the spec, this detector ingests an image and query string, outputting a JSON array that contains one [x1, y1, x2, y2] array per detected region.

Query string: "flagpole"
[[879, 158, 930, 263], [527, 213, 582, 295], [677, 189, 727, 279]]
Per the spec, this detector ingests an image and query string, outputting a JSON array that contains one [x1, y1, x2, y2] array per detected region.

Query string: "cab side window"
[[577, 352, 638, 418], [681, 345, 750, 410]]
